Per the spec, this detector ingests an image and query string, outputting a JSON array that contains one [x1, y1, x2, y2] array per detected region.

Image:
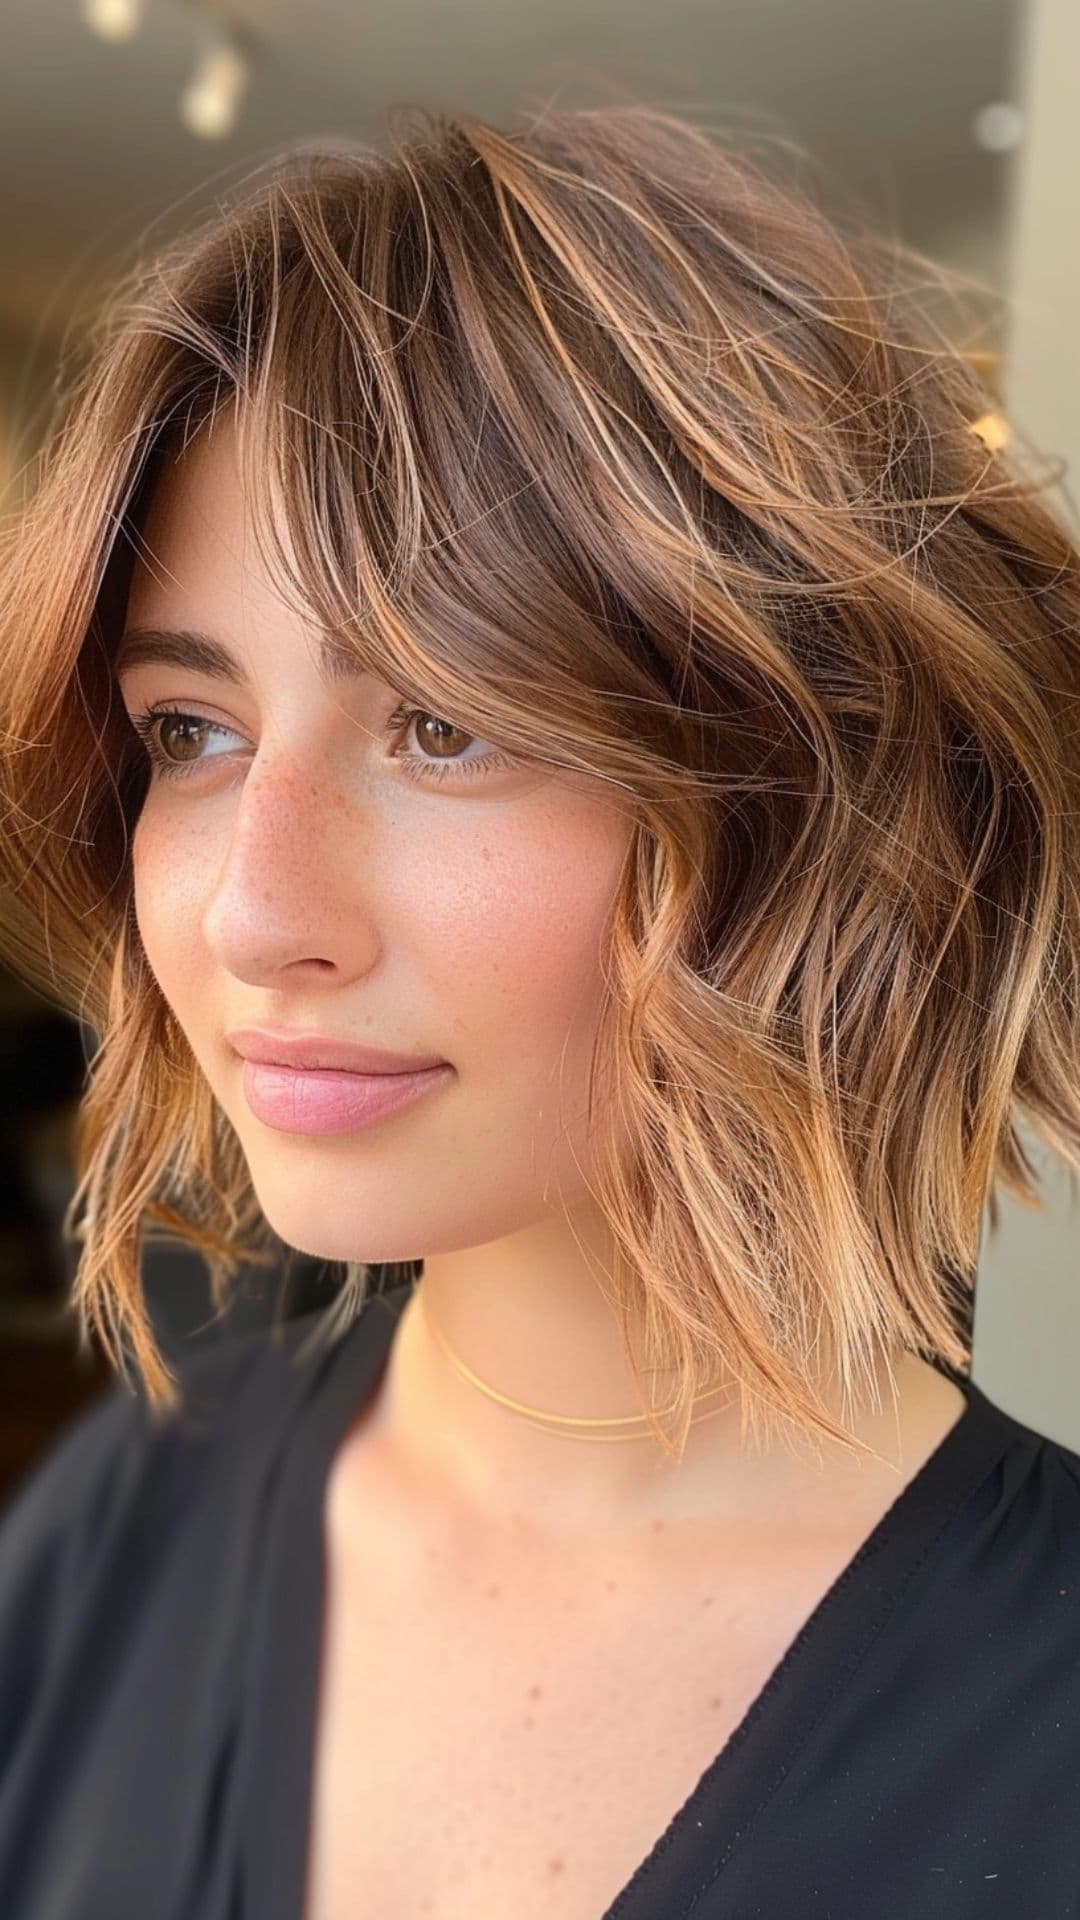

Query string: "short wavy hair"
[[2, 101, 1078, 1462]]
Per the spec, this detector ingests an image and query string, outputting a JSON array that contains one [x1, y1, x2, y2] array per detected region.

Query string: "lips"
[[240, 1058, 454, 1136], [226, 1025, 449, 1076]]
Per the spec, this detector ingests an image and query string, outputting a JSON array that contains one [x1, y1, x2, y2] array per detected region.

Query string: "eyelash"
[[126, 700, 514, 788]]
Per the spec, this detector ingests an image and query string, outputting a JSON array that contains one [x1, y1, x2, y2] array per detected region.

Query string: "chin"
[[250, 1201, 421, 1270]]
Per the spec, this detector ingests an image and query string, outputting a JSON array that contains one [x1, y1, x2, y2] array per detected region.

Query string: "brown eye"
[[128, 705, 239, 780], [409, 713, 476, 760], [156, 713, 210, 763], [388, 703, 513, 784]]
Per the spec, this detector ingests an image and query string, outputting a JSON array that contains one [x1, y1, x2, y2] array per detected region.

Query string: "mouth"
[[239, 1058, 454, 1136]]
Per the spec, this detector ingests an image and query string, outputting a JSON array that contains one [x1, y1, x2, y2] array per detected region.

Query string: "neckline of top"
[[238, 1281, 1029, 1920]]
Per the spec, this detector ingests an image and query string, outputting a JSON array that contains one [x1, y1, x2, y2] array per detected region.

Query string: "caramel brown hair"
[[2, 102, 1078, 1462]]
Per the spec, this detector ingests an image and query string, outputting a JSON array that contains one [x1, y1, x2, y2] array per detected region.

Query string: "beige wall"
[[974, 0, 1080, 1444]]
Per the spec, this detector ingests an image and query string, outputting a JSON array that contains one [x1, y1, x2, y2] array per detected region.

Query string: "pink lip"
[[226, 1025, 449, 1075], [240, 1060, 454, 1136]]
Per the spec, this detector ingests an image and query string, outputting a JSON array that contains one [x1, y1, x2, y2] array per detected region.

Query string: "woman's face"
[[116, 411, 637, 1268]]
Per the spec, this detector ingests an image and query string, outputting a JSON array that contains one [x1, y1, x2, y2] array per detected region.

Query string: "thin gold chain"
[[419, 1286, 738, 1444]]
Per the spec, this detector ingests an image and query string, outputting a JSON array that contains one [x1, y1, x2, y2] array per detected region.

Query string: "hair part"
[[2, 100, 1078, 1466]]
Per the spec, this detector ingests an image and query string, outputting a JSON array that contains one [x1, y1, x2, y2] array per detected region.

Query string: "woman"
[[1, 102, 1078, 1920]]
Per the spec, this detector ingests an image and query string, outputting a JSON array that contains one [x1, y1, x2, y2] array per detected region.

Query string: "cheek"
[[416, 801, 633, 1066], [129, 810, 217, 1011]]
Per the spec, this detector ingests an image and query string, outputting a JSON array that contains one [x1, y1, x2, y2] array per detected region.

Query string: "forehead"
[[131, 411, 257, 577], [121, 411, 371, 687]]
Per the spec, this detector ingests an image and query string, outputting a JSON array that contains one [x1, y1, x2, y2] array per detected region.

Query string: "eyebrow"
[[112, 625, 369, 687]]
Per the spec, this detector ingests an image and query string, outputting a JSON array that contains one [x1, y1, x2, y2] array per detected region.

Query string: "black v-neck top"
[[2, 1278, 1079, 1920]]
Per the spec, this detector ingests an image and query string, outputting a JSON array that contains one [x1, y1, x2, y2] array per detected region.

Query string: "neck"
[[351, 1225, 950, 1543]]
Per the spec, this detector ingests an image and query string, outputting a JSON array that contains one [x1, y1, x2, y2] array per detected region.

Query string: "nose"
[[200, 752, 379, 984]]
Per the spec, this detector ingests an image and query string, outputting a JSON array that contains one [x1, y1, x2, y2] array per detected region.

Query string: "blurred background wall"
[[0, 0, 1075, 1505]]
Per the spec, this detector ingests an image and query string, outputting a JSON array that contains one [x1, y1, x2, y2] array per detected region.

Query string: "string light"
[[970, 411, 1012, 452], [81, 0, 258, 140], [972, 103, 1025, 154], [81, 0, 144, 40], [179, 27, 251, 139]]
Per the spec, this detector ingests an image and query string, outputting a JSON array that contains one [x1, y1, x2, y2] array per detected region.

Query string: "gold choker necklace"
[[419, 1286, 737, 1444]]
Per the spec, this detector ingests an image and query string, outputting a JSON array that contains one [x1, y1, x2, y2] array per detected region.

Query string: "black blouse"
[[1, 1277, 1079, 1920]]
